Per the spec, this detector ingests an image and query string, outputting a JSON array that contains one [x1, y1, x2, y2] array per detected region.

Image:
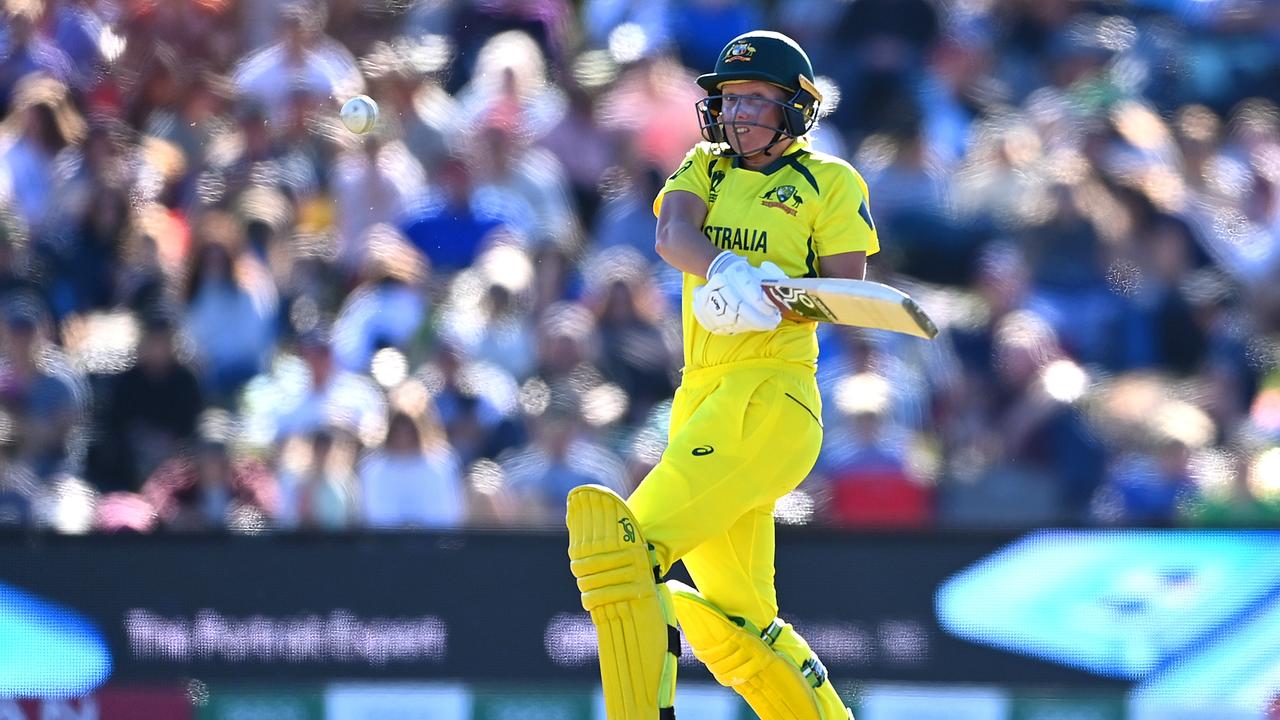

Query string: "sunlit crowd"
[[1, 0, 1278, 533]]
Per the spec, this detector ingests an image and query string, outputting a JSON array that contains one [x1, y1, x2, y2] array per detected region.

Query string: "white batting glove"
[[693, 252, 784, 335], [757, 260, 787, 283]]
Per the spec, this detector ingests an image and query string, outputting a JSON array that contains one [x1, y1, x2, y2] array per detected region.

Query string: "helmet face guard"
[[696, 76, 823, 158]]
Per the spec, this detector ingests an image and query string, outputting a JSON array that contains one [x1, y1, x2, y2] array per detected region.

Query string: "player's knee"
[[572, 546, 661, 611], [669, 583, 768, 682], [567, 484, 663, 611], [669, 580, 847, 720]]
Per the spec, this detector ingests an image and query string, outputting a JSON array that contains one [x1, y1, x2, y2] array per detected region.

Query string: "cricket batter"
[[567, 30, 877, 719]]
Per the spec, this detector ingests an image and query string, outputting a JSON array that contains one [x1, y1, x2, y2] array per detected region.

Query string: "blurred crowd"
[[0, 0, 1278, 534]]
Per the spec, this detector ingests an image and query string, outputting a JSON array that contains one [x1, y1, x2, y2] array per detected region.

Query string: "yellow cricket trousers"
[[627, 358, 823, 629]]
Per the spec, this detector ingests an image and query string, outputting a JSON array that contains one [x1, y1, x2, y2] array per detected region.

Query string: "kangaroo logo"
[[618, 517, 636, 543], [760, 184, 804, 216]]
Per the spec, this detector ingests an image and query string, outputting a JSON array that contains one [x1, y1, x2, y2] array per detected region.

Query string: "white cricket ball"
[[340, 95, 378, 134]]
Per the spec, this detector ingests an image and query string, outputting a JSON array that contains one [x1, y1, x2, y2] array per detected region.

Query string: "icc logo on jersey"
[[709, 169, 726, 201], [760, 184, 804, 216]]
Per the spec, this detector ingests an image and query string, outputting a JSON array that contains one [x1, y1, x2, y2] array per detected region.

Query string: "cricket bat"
[[762, 278, 939, 339]]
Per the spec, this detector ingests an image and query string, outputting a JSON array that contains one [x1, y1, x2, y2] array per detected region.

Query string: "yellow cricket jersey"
[[653, 138, 880, 372]]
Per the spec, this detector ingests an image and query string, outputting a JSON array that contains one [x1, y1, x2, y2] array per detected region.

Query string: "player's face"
[[720, 80, 787, 157]]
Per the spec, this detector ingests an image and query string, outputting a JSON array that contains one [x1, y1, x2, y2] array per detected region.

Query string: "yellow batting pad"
[[668, 580, 851, 720], [567, 485, 679, 719]]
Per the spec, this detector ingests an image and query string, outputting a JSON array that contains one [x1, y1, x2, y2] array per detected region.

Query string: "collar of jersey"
[[730, 137, 810, 174]]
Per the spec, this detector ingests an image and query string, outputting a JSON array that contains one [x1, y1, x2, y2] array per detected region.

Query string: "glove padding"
[[693, 252, 788, 335]]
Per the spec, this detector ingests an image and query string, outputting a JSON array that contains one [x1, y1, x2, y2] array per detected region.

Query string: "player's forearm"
[[655, 220, 721, 278]]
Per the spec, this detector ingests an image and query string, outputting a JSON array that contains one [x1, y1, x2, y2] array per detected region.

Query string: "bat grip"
[[761, 283, 814, 323]]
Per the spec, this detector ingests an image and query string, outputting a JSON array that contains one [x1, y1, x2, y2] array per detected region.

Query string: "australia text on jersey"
[[703, 225, 768, 252]]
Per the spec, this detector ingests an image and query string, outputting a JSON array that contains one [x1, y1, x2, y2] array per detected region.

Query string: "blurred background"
[[0, 0, 1278, 717]]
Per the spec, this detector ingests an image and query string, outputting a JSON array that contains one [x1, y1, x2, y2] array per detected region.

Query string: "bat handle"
[[761, 284, 812, 323]]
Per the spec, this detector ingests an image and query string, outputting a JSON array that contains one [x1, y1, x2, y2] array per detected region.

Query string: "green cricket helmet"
[[695, 31, 824, 151]]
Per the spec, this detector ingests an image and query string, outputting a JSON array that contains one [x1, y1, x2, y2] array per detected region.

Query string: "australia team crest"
[[760, 184, 804, 215], [724, 41, 756, 63]]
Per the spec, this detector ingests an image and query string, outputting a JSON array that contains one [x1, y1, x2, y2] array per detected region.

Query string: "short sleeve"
[[813, 167, 880, 257], [653, 144, 713, 217]]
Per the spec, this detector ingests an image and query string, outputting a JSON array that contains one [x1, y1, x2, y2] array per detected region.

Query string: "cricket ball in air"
[[340, 95, 379, 134]]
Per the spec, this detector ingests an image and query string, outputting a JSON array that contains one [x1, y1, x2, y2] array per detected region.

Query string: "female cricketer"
[[567, 30, 876, 720]]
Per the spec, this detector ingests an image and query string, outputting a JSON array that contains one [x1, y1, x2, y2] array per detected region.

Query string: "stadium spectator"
[[0, 2, 74, 112], [585, 248, 677, 424], [467, 108, 578, 248], [428, 340, 526, 465], [52, 124, 132, 315], [589, 141, 665, 262], [453, 29, 566, 136], [330, 224, 429, 373], [399, 155, 514, 274], [271, 327, 386, 443], [532, 301, 600, 395], [0, 301, 86, 480], [231, 0, 363, 126], [529, 242, 584, 313], [276, 426, 357, 531], [0, 73, 85, 237], [466, 267, 540, 381], [361, 36, 457, 176], [1092, 436, 1200, 526], [358, 407, 464, 529], [821, 373, 932, 529], [97, 313, 203, 492], [0, 436, 37, 528], [182, 213, 276, 401], [540, 83, 622, 224], [49, 0, 108, 89], [500, 399, 627, 524], [597, 56, 703, 170], [828, 0, 940, 137], [331, 129, 426, 273], [142, 432, 276, 532]]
